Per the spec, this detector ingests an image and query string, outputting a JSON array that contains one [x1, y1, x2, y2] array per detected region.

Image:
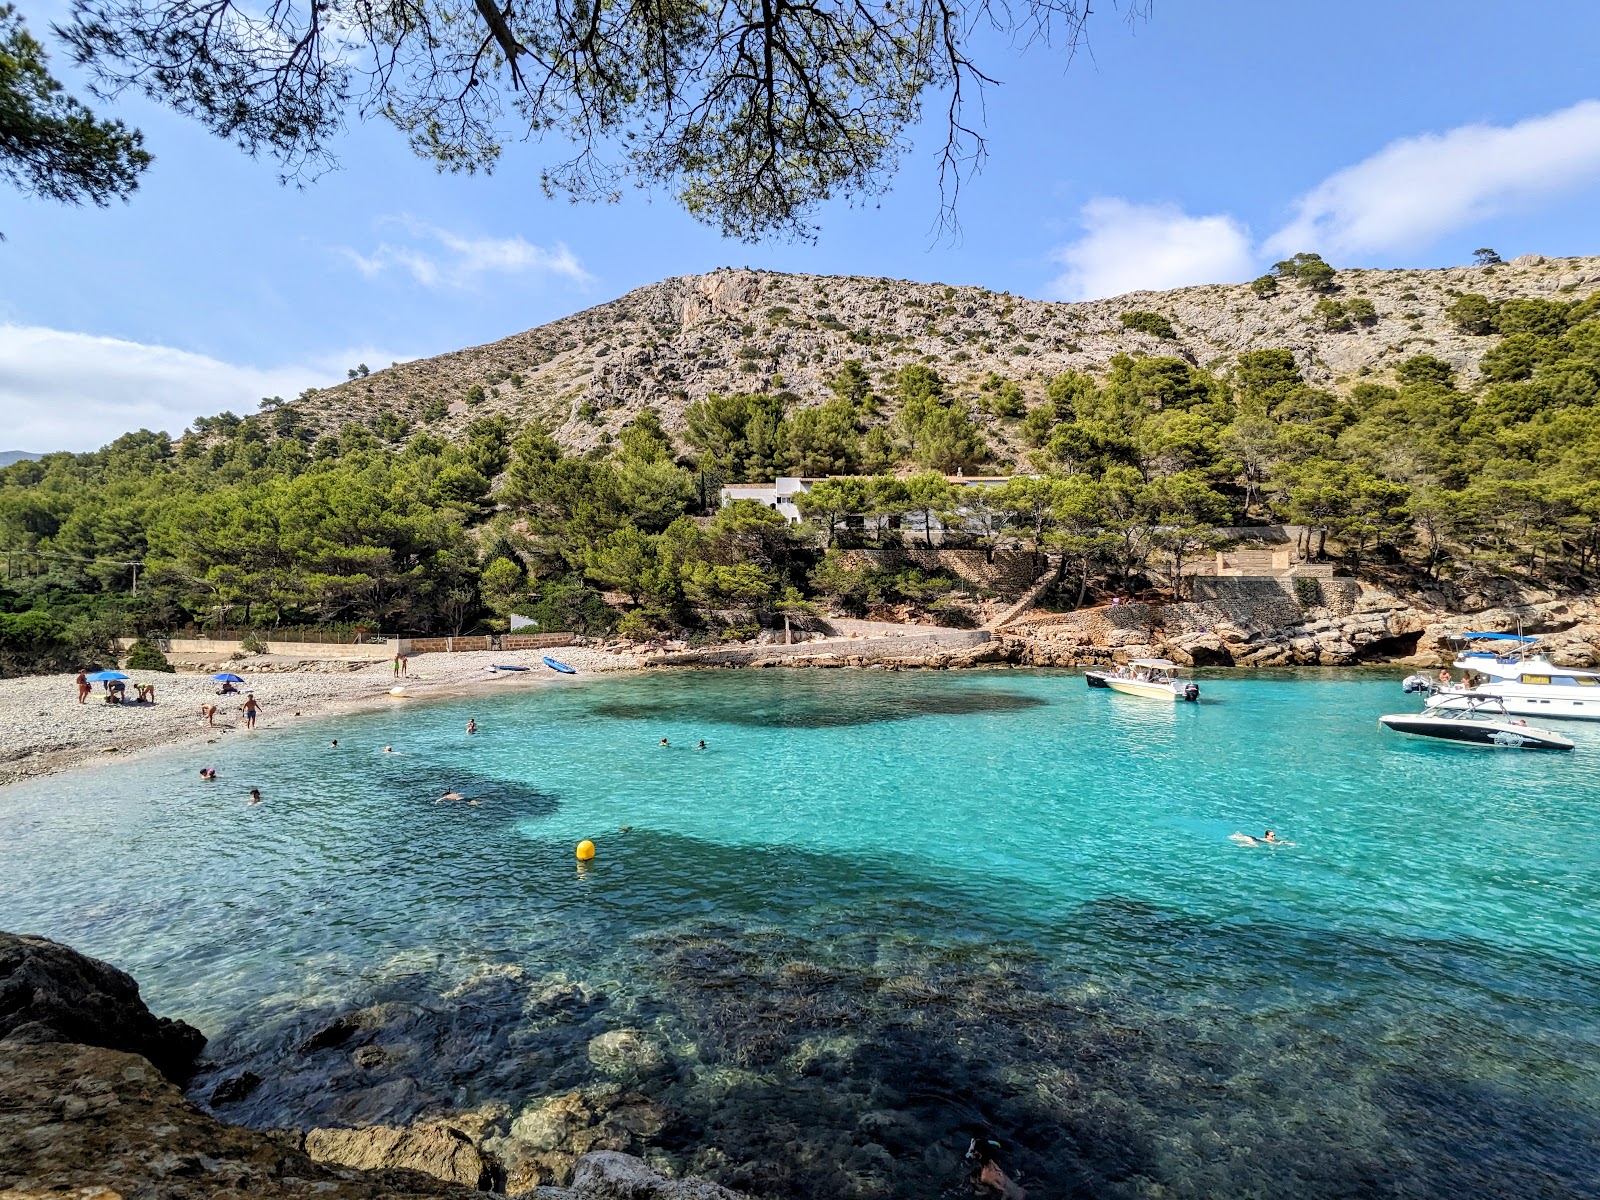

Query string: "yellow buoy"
[[575, 839, 596, 861]]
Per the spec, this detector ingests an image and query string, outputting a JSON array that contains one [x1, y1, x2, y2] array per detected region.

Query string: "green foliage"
[[1272, 252, 1338, 293], [1448, 293, 1497, 335], [1119, 310, 1177, 340], [0, 4, 150, 223], [238, 630, 267, 653], [1473, 248, 1503, 266], [1250, 274, 1278, 298], [124, 637, 174, 670]]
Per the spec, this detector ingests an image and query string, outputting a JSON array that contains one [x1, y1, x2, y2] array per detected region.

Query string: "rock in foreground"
[[0, 1041, 479, 1200], [0, 930, 206, 1081]]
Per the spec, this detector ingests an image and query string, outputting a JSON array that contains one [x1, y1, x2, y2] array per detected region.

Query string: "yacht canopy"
[[1452, 632, 1539, 642], [1130, 658, 1178, 668]]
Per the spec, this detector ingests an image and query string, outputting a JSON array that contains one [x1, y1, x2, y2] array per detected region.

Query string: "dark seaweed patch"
[[591, 689, 1047, 729]]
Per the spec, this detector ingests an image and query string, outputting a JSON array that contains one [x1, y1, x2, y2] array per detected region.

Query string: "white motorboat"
[[1428, 632, 1600, 722], [1085, 658, 1200, 701], [1379, 694, 1574, 751]]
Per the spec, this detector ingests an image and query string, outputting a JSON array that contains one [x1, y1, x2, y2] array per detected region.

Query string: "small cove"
[[3, 667, 1598, 1198]]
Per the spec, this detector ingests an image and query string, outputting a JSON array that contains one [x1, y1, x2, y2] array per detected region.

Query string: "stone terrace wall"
[[831, 548, 1043, 596]]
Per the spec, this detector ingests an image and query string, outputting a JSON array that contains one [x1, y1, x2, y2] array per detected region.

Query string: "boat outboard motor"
[[1183, 682, 1200, 702]]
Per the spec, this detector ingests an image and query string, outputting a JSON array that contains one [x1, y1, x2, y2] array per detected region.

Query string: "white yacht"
[[1431, 632, 1600, 722], [1085, 658, 1200, 702]]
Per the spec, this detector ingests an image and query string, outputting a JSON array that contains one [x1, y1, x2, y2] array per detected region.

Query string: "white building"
[[718, 474, 1012, 538]]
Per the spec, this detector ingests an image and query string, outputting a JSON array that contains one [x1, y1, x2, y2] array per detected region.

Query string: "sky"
[[4, 0, 1600, 451]]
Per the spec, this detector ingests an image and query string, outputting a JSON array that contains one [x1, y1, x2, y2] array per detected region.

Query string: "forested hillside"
[[4, 254, 1600, 672]]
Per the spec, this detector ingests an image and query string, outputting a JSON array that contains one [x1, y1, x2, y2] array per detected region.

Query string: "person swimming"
[[384, 745, 395, 753], [199, 768, 216, 780], [696, 739, 707, 750], [466, 719, 477, 734], [330, 739, 338, 748], [436, 790, 478, 806], [1230, 829, 1294, 847], [659, 738, 669, 747], [248, 788, 262, 805]]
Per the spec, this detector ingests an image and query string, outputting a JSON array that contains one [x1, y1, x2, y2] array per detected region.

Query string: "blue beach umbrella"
[[86, 670, 128, 682], [211, 672, 246, 683]]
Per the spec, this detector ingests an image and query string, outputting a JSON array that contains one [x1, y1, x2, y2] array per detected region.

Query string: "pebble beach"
[[0, 646, 641, 786]]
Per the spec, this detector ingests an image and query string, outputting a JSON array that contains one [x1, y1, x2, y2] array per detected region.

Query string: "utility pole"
[[131, 561, 139, 596]]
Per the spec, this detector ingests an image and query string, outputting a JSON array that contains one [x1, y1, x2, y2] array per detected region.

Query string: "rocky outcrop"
[[305, 1121, 502, 1190], [0, 931, 206, 1082], [1005, 585, 1600, 668], [0, 1041, 479, 1199]]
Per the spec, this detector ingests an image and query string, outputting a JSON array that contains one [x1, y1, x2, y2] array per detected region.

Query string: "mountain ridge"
[[294, 254, 1600, 464]]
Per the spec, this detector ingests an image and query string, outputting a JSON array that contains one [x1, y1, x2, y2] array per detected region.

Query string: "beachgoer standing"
[[76, 671, 91, 704], [399, 654, 409, 677], [242, 693, 261, 729], [393, 654, 402, 678]]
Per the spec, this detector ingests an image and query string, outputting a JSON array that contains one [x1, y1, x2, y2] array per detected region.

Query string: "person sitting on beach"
[[76, 671, 91, 705], [466, 719, 477, 734], [217, 681, 239, 695], [436, 790, 478, 805]]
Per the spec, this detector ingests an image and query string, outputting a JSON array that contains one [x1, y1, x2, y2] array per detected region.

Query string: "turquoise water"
[[3, 669, 1599, 1198]]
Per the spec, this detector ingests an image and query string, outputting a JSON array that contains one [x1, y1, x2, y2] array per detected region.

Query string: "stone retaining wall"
[[830, 548, 1042, 596]]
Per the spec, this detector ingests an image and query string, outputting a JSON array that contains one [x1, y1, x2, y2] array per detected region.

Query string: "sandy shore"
[[0, 646, 640, 788]]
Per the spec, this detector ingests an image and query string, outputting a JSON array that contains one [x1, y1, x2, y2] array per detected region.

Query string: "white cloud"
[[0, 326, 407, 453], [1266, 99, 1600, 259], [341, 217, 593, 289], [1046, 199, 1256, 301]]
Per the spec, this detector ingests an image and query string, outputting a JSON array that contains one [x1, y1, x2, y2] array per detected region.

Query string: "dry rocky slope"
[[0, 931, 747, 1200], [298, 255, 1600, 458]]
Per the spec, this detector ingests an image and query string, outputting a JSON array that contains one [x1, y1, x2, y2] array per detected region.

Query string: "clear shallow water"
[[3, 669, 1599, 1198]]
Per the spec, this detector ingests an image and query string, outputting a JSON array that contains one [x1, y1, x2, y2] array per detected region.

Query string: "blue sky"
[[4, 0, 1600, 450]]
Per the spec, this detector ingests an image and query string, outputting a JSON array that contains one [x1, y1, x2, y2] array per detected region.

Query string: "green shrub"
[[239, 631, 269, 654], [1293, 577, 1324, 609], [124, 639, 176, 672], [1119, 310, 1177, 340]]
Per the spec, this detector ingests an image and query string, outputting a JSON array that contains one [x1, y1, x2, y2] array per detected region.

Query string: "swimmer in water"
[[436, 790, 478, 806], [248, 788, 262, 805], [1230, 829, 1295, 847], [199, 768, 216, 780], [659, 737, 669, 747], [466, 719, 477, 734], [384, 745, 395, 753], [696, 739, 707, 750], [966, 1135, 1026, 1200], [330, 739, 338, 748]]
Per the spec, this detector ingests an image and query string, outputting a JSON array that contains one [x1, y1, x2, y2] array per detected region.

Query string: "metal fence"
[[401, 633, 574, 654], [150, 628, 390, 645]]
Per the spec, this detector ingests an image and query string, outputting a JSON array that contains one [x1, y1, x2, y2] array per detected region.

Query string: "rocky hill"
[[297, 254, 1600, 465]]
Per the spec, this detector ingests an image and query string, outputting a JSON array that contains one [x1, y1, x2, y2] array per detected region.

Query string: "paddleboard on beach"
[[542, 656, 577, 674]]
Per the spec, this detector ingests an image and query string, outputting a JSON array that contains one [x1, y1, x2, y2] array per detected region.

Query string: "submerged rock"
[[569, 1151, 745, 1200], [493, 1090, 670, 1191], [0, 930, 205, 1081], [587, 1028, 670, 1079]]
